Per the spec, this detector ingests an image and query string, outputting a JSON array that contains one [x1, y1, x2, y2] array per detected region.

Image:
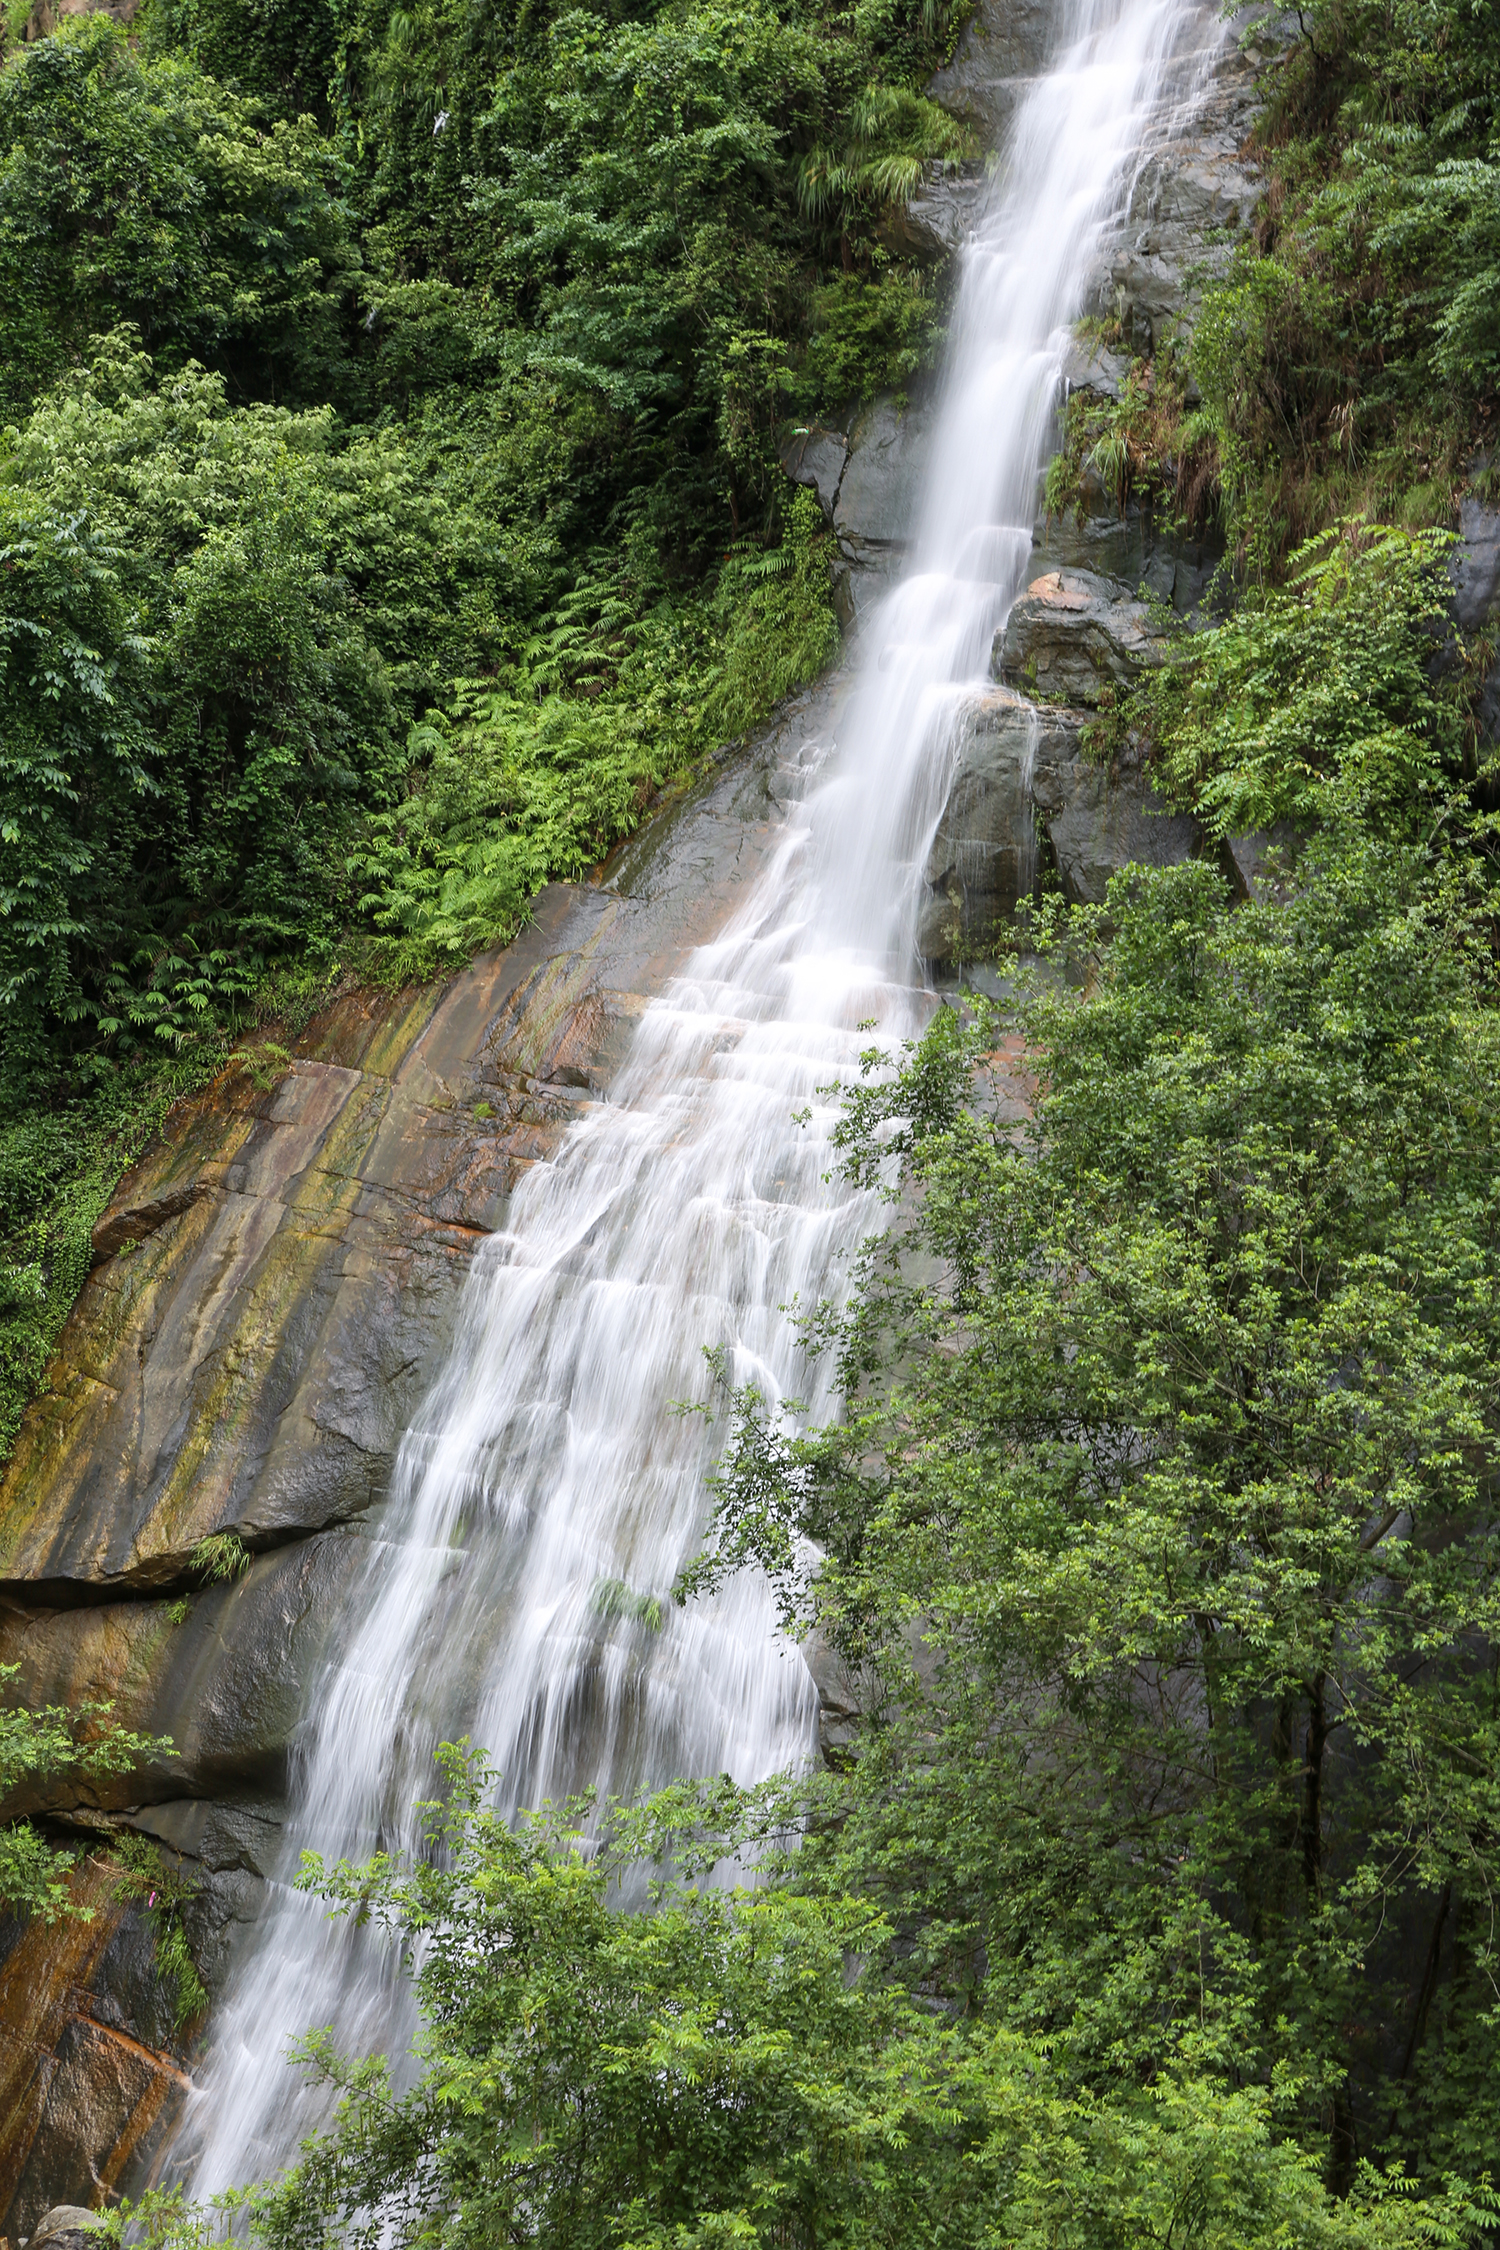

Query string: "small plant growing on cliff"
[[592, 1576, 664, 1632], [110, 1834, 209, 2029], [0, 1665, 171, 1923], [191, 1531, 253, 1584], [228, 1042, 292, 1095]]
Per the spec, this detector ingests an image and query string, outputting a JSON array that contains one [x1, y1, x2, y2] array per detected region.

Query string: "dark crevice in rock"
[[90, 1183, 213, 1267], [0, 1507, 365, 1611]]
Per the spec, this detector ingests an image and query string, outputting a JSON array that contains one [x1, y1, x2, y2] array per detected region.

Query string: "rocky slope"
[[0, 695, 846, 2223]]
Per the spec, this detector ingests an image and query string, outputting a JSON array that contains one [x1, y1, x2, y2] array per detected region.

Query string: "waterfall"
[[176, 0, 1214, 2193]]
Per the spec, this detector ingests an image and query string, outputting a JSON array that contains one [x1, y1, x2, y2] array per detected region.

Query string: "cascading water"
[[178, 0, 1216, 2192]]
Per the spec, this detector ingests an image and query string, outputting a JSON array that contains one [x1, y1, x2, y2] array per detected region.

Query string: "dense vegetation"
[[0, 0, 964, 1456], [5, 0, 1500, 2236]]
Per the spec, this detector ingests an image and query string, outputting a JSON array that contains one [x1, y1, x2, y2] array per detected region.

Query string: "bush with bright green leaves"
[[1134, 520, 1465, 837], [353, 484, 838, 973], [0, 350, 405, 1088]]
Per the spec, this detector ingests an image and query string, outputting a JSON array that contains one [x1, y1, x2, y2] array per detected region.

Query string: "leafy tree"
[[1137, 520, 1463, 836], [687, 802, 1500, 2189], [142, 0, 342, 126], [107, 1748, 1497, 2250], [0, 15, 358, 415], [333, 0, 968, 525], [0, 350, 411, 1084]]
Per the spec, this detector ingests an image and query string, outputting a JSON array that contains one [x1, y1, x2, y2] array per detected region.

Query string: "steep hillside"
[[0, 0, 1497, 2236]]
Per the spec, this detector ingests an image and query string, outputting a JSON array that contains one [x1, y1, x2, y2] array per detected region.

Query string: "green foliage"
[[352, 487, 837, 973], [591, 1576, 664, 1632], [339, 0, 966, 490], [0, 1664, 171, 1924], [109, 1832, 209, 2028], [797, 81, 969, 226], [0, 0, 960, 1099], [141, 0, 340, 125], [190, 1530, 253, 1583], [1139, 521, 1462, 836], [0, 16, 358, 417], [797, 268, 943, 409], [1044, 353, 1216, 528], [117, 1746, 1497, 2248], [1177, 0, 1498, 564], [0, 343, 418, 1087], [686, 798, 1500, 2195]]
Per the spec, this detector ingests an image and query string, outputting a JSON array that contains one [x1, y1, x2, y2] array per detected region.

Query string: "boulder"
[[996, 568, 1169, 705], [1058, 339, 1132, 401], [877, 163, 982, 262], [31, 2212, 107, 2249], [832, 396, 930, 564], [1030, 734, 1202, 905], [918, 693, 1073, 964], [917, 683, 1207, 958], [780, 423, 849, 519]]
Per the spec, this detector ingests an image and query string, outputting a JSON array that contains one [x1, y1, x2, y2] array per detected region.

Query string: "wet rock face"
[[917, 693, 1204, 968], [783, 397, 937, 623], [833, 396, 932, 564], [1085, 36, 1264, 357], [926, 0, 1055, 145], [877, 162, 984, 263], [0, 714, 816, 1616], [0, 1862, 189, 2233], [1030, 732, 1202, 907], [996, 568, 1170, 705], [0, 691, 842, 2218], [919, 694, 1060, 962]]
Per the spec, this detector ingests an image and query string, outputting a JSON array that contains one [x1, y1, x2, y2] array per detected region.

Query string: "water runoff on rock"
[[178, 0, 1217, 2194]]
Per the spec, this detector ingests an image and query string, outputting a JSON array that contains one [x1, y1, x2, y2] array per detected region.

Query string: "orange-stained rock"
[[0, 1862, 187, 2236]]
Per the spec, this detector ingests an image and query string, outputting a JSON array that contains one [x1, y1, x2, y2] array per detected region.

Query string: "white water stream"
[[179, 0, 1215, 2191]]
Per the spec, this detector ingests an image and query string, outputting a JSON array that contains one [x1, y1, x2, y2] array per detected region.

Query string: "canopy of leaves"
[[0, 0, 963, 1106], [0, 15, 358, 416], [110, 1749, 1497, 2250]]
